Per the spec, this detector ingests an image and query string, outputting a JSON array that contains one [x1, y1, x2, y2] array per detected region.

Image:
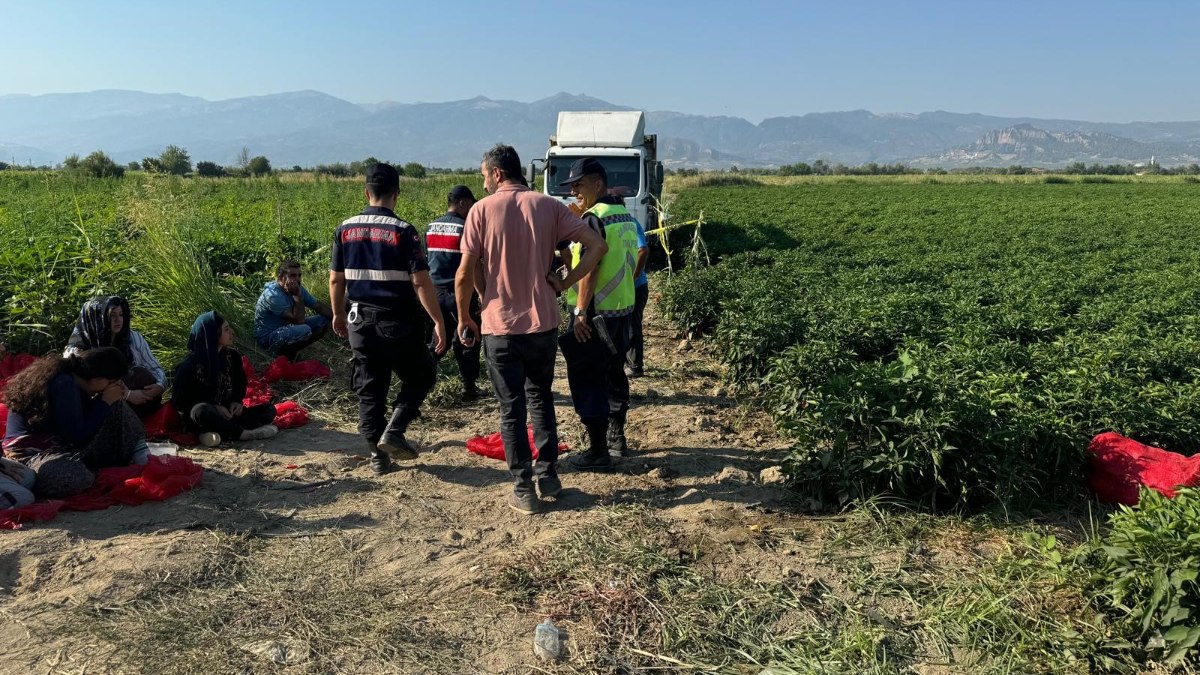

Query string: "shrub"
[[195, 161, 225, 178], [158, 145, 192, 175], [402, 162, 427, 179], [247, 156, 272, 176], [1089, 488, 1200, 664], [78, 151, 125, 178]]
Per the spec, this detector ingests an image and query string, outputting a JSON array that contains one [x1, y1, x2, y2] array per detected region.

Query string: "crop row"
[[661, 182, 1200, 508]]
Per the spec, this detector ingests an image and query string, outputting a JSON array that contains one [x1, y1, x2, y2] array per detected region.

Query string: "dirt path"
[[0, 307, 804, 673]]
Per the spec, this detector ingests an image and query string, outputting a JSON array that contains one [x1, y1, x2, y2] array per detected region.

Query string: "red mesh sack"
[[466, 426, 569, 461], [0, 353, 36, 383], [1087, 432, 1200, 505], [0, 500, 64, 530], [241, 355, 273, 407], [264, 356, 331, 383], [273, 401, 309, 429], [0, 455, 204, 529]]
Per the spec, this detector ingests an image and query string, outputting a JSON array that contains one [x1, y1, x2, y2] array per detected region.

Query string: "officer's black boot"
[[607, 411, 629, 457], [368, 440, 395, 475], [567, 418, 614, 472], [378, 409, 419, 461]]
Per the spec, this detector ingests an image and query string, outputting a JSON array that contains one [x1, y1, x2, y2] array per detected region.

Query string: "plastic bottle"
[[533, 619, 562, 660]]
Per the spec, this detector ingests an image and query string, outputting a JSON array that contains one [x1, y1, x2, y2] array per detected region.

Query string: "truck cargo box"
[[555, 111, 645, 148]]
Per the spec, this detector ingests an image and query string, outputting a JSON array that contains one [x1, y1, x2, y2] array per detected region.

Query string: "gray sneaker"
[[509, 489, 541, 515], [239, 424, 279, 441], [537, 474, 562, 499]]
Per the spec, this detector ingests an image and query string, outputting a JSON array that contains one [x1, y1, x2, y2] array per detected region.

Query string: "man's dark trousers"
[[483, 330, 559, 490], [348, 313, 435, 444], [626, 283, 649, 373], [562, 314, 633, 423], [434, 286, 482, 387]]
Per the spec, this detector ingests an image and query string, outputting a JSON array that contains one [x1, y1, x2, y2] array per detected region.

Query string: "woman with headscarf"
[[173, 311, 278, 447], [3, 347, 150, 499], [64, 296, 167, 416]]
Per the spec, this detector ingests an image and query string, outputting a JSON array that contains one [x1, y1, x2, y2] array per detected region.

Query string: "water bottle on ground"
[[533, 619, 562, 660]]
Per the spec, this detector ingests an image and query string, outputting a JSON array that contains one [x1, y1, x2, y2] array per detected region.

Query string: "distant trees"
[[349, 157, 381, 175], [402, 162, 427, 179], [158, 145, 192, 175], [236, 147, 251, 172], [195, 161, 225, 177], [63, 151, 124, 177], [247, 156, 272, 176], [79, 151, 125, 178]]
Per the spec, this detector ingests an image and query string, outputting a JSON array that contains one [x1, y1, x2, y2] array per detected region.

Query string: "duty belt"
[[347, 302, 407, 325]]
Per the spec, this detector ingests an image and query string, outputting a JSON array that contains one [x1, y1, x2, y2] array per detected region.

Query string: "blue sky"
[[1, 0, 1196, 122]]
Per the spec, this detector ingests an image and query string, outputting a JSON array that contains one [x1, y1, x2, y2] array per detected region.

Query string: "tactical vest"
[[567, 201, 638, 316]]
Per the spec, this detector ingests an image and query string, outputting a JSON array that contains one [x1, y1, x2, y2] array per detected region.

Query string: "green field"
[[3, 172, 1200, 668], [0, 171, 484, 361], [662, 180, 1200, 509]]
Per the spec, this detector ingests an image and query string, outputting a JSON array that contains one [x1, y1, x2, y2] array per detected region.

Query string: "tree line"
[[668, 160, 1200, 177]]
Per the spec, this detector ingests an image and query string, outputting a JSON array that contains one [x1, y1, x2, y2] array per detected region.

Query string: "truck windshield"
[[546, 156, 641, 197]]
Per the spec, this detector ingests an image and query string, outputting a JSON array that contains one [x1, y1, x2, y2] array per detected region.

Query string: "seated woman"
[[3, 347, 150, 500], [174, 311, 278, 447], [64, 296, 167, 417]]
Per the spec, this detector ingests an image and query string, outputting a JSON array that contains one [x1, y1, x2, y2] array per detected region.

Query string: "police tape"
[[644, 217, 704, 237]]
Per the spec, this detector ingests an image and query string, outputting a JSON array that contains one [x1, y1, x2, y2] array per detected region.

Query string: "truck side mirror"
[[654, 162, 664, 186]]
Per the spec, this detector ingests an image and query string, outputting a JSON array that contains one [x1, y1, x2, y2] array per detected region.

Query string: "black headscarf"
[[185, 311, 225, 384], [67, 296, 132, 362]]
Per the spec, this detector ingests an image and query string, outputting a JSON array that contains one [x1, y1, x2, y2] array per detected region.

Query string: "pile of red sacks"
[[1088, 432, 1200, 505], [466, 426, 570, 461], [0, 454, 204, 530]]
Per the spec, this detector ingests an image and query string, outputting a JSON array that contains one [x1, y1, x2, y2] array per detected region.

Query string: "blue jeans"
[[261, 315, 329, 354]]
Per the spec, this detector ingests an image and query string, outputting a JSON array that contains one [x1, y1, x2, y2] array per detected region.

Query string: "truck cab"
[[531, 111, 664, 232]]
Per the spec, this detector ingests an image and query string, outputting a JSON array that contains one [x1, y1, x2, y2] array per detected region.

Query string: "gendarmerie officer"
[[329, 163, 448, 475], [425, 185, 483, 400]]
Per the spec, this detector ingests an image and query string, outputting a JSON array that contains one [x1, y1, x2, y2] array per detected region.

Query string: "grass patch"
[[489, 504, 1156, 673], [68, 531, 470, 673]]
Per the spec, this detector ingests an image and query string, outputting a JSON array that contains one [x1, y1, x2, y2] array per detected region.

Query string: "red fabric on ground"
[[466, 426, 569, 461], [142, 401, 199, 446], [241, 356, 312, 429], [1087, 432, 1200, 505], [241, 355, 274, 407], [0, 454, 204, 530], [264, 356, 330, 383], [273, 401, 309, 429]]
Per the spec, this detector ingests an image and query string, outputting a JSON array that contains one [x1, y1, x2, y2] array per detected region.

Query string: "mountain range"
[[2, 90, 1199, 169]]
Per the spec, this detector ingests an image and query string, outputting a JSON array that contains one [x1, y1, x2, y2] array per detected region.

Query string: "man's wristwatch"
[[573, 307, 585, 318]]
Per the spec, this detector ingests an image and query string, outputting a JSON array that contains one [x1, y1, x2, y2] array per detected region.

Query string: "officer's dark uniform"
[[331, 166, 435, 469]]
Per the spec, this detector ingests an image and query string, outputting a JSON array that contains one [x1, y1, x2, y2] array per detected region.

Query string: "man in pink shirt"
[[456, 144, 608, 515]]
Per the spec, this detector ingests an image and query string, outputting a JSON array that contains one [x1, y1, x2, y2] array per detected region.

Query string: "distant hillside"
[[915, 124, 1200, 166], [2, 89, 1199, 168]]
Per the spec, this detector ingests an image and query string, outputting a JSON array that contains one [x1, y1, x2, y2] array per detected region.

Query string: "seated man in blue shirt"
[[254, 260, 333, 359]]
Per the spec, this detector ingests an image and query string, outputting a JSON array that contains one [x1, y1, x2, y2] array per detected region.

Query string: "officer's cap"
[[558, 157, 607, 187], [365, 162, 400, 194]]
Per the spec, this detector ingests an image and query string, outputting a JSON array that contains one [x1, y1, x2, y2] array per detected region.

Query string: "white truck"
[[529, 111, 664, 232]]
